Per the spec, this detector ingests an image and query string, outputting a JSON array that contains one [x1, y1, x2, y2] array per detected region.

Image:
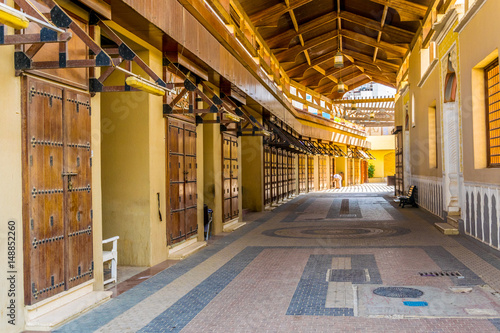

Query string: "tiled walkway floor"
[[57, 188, 500, 332]]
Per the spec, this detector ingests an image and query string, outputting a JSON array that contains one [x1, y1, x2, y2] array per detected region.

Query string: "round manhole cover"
[[373, 287, 424, 298]]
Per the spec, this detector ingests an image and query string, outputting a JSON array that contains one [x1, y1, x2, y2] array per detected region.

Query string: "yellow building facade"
[[0, 1, 375, 331]]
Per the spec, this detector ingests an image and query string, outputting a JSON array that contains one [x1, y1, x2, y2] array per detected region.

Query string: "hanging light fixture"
[[334, 50, 344, 68], [334, 30, 344, 68], [337, 78, 346, 93]]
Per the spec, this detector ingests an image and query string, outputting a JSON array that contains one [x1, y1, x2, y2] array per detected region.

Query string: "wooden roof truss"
[[235, 0, 433, 98]]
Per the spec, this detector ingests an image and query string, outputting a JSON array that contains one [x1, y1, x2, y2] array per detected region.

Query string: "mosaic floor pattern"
[[56, 191, 500, 333]]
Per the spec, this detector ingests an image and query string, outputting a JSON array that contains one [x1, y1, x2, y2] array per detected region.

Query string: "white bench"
[[102, 236, 119, 285]]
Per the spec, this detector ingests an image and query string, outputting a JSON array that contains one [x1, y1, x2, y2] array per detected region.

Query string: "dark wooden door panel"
[[24, 78, 92, 305], [166, 118, 197, 245], [185, 207, 197, 237], [185, 156, 196, 182], [224, 199, 231, 220], [64, 90, 93, 289], [169, 155, 185, 182], [184, 182, 197, 208], [169, 122, 184, 154], [169, 211, 185, 243], [170, 184, 184, 210], [231, 197, 238, 217], [222, 134, 239, 222]]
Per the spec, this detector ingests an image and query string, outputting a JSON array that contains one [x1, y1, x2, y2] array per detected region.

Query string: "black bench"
[[399, 185, 417, 208]]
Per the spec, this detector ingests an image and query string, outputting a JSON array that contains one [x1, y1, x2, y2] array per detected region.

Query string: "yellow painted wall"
[[241, 135, 264, 211], [459, 0, 500, 184], [336, 156, 347, 187], [101, 46, 168, 267], [384, 152, 396, 177], [395, 37, 443, 179], [101, 88, 151, 266], [241, 109, 264, 211], [203, 115, 223, 234], [0, 42, 25, 333], [147, 48, 168, 265]]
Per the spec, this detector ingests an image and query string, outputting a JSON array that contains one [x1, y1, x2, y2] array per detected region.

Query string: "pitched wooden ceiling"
[[236, 0, 432, 99]]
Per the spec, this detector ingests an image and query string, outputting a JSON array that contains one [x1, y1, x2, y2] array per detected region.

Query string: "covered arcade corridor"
[[1, 0, 500, 332], [56, 186, 500, 332]]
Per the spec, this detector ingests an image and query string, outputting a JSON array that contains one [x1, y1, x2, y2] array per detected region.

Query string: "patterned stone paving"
[[328, 183, 395, 193], [56, 188, 500, 333]]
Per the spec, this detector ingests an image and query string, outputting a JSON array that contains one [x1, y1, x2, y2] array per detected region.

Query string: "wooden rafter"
[[368, 0, 427, 21], [250, 0, 312, 27]]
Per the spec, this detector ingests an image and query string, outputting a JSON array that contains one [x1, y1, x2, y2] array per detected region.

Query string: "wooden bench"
[[399, 185, 417, 208], [102, 236, 119, 285]]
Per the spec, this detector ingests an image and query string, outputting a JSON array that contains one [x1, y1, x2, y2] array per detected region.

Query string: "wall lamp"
[[125, 76, 165, 96], [224, 112, 242, 122], [0, 2, 65, 32]]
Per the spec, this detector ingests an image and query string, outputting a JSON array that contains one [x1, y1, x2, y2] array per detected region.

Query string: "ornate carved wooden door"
[[222, 134, 239, 222], [23, 77, 93, 305], [167, 118, 197, 245]]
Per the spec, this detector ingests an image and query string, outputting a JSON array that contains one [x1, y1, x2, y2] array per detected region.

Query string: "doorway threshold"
[[168, 237, 207, 260]]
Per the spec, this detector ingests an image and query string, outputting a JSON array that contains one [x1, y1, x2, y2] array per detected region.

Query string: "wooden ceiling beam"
[[373, 5, 389, 64], [277, 27, 406, 64], [368, 0, 427, 21], [340, 29, 407, 55], [266, 12, 338, 48], [299, 72, 330, 87], [339, 11, 413, 42], [341, 49, 400, 71], [285, 50, 339, 77], [276, 30, 338, 62], [250, 0, 312, 27]]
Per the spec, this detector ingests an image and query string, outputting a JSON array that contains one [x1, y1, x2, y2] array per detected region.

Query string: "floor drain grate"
[[373, 287, 424, 298], [419, 271, 463, 277], [340, 199, 350, 215]]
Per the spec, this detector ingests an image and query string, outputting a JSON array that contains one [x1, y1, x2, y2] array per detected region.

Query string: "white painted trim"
[[432, 8, 459, 45], [417, 58, 439, 88]]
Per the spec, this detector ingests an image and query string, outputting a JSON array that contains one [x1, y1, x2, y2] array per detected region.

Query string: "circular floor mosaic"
[[373, 287, 424, 298], [262, 226, 410, 239]]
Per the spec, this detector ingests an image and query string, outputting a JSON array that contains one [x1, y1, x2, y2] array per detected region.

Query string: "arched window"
[[444, 58, 457, 103]]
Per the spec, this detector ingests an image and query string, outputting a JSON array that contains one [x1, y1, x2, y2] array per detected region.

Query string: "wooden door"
[[347, 158, 354, 186], [23, 77, 93, 305], [264, 146, 271, 206], [298, 154, 306, 193], [307, 156, 314, 192], [319, 156, 327, 190], [330, 157, 336, 189], [277, 149, 283, 201], [167, 118, 197, 245], [354, 159, 360, 185], [222, 134, 239, 222], [271, 148, 277, 203], [288, 153, 296, 196]]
